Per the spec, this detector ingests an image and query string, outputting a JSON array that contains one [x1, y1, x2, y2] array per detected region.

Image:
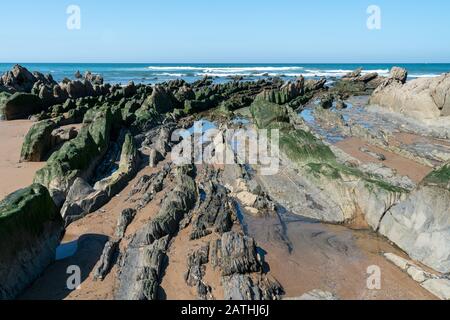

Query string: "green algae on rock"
[[20, 119, 57, 162], [0, 184, 63, 299]]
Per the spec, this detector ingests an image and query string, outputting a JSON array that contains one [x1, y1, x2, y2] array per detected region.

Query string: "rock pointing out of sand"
[[370, 67, 450, 120]]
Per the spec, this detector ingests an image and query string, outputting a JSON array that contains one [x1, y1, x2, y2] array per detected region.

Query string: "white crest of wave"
[[147, 66, 304, 72]]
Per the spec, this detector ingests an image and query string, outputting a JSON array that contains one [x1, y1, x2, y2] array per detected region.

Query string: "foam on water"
[[0, 63, 447, 85]]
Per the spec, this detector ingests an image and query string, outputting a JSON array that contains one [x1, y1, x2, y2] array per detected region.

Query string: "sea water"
[[0, 63, 448, 85]]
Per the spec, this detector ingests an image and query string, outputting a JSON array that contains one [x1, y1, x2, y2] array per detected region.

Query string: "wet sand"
[[245, 213, 436, 300], [21, 156, 169, 300], [0, 120, 45, 199], [335, 137, 433, 183]]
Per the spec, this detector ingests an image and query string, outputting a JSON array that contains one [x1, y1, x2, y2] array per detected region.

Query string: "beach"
[[0, 120, 45, 199], [1, 63, 450, 301]]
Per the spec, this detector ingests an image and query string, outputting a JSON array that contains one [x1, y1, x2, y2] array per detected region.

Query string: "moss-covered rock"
[[94, 132, 140, 197], [142, 85, 175, 113], [0, 92, 11, 120], [250, 99, 290, 129], [1, 92, 43, 120], [422, 162, 450, 190], [0, 184, 63, 299], [34, 109, 113, 206], [255, 78, 304, 105], [20, 120, 57, 162]]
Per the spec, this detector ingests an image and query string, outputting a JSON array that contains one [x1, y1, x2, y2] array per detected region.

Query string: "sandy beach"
[[0, 120, 45, 199]]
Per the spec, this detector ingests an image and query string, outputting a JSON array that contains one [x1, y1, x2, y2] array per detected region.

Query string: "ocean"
[[0, 63, 449, 85]]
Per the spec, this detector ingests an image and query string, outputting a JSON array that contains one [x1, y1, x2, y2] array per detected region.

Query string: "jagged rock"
[[190, 181, 234, 240], [143, 85, 175, 113], [74, 71, 82, 79], [116, 208, 136, 238], [370, 72, 450, 120], [359, 147, 386, 161], [1, 92, 43, 120], [132, 166, 196, 244], [379, 165, 450, 273], [250, 99, 289, 128], [211, 231, 260, 276], [84, 71, 103, 85], [359, 72, 379, 83], [390, 66, 408, 84], [94, 133, 140, 197], [421, 279, 450, 300], [305, 78, 327, 92], [60, 178, 109, 225], [135, 166, 170, 210], [185, 244, 211, 299], [256, 77, 304, 105], [343, 68, 363, 79], [20, 119, 57, 162], [0, 64, 43, 92], [149, 148, 163, 168], [123, 81, 137, 98], [34, 108, 113, 206], [320, 94, 334, 109], [222, 274, 283, 300], [153, 127, 172, 156], [0, 184, 63, 299], [116, 236, 170, 300], [51, 126, 78, 146], [93, 240, 119, 281]]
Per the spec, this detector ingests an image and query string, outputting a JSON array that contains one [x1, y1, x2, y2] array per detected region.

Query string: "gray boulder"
[[0, 184, 63, 299], [1, 92, 43, 120], [390, 66, 408, 84], [379, 164, 450, 273]]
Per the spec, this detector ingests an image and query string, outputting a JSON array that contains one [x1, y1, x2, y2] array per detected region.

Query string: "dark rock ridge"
[[0, 184, 63, 299], [116, 166, 197, 300]]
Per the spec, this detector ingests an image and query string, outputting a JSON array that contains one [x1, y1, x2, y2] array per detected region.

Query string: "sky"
[[0, 0, 449, 63]]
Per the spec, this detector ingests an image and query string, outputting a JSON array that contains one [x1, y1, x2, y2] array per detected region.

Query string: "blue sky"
[[0, 0, 449, 63]]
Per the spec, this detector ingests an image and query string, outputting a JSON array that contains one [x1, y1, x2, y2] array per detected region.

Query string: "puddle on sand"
[[55, 239, 79, 261], [299, 107, 346, 143], [242, 208, 435, 299]]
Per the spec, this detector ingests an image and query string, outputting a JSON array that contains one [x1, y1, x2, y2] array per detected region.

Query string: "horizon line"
[[1, 61, 450, 65]]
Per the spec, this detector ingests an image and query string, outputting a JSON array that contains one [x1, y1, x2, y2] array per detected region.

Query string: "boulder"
[[34, 109, 113, 206], [115, 235, 170, 300], [222, 274, 283, 300], [256, 77, 304, 105], [143, 85, 175, 113], [212, 231, 260, 276], [116, 208, 137, 238], [94, 132, 140, 197], [370, 73, 450, 120], [1, 92, 43, 120], [0, 64, 37, 92], [390, 66, 408, 84], [93, 240, 119, 281], [60, 178, 109, 225], [0, 184, 63, 299], [0, 92, 12, 120], [20, 119, 57, 162], [379, 164, 450, 273], [305, 78, 327, 92]]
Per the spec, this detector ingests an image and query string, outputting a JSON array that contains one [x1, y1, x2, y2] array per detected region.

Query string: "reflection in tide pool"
[[55, 239, 79, 261]]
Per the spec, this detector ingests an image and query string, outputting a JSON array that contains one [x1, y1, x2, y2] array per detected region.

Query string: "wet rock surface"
[[4, 64, 450, 300]]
